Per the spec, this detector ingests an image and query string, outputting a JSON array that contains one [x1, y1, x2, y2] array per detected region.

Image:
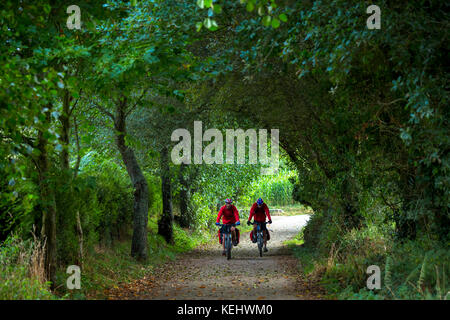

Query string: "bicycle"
[[249, 221, 269, 257], [217, 223, 236, 260]]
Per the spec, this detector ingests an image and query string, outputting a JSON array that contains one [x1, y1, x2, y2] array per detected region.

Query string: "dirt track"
[[107, 215, 325, 300]]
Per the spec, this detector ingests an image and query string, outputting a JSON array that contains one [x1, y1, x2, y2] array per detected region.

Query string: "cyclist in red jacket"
[[247, 198, 272, 252], [216, 199, 241, 255]]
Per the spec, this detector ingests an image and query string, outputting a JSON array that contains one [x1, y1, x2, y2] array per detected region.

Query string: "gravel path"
[[107, 215, 324, 300]]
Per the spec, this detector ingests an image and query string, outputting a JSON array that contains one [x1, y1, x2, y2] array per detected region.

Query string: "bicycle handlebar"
[[216, 223, 237, 227], [248, 221, 269, 225]]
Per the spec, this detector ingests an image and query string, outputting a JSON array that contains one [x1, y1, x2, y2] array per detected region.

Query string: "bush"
[[299, 207, 450, 300], [59, 151, 162, 259], [53, 153, 135, 265]]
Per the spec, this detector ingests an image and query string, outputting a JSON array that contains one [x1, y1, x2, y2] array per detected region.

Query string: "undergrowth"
[[1, 219, 211, 300], [0, 234, 57, 300], [290, 222, 449, 300]]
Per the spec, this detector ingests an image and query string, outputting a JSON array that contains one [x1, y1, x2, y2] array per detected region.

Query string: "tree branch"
[[377, 98, 406, 106], [126, 90, 146, 118], [93, 102, 114, 120], [69, 88, 83, 116], [73, 116, 81, 179]]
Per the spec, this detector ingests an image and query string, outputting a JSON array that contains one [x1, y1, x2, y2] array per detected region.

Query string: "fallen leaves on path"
[[104, 215, 325, 300]]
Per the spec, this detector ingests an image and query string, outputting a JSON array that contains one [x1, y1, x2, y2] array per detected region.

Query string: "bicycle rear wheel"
[[226, 235, 232, 260]]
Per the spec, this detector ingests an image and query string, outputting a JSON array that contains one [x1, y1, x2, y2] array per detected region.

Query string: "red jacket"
[[216, 205, 240, 224], [248, 203, 271, 222]]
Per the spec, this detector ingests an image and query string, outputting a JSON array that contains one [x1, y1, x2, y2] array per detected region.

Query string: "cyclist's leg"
[[222, 235, 226, 255], [220, 227, 226, 254]]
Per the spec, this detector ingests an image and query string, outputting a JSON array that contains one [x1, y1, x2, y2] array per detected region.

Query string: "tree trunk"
[[158, 145, 174, 243], [395, 156, 417, 240], [60, 90, 70, 171], [37, 109, 57, 288], [114, 97, 149, 261], [178, 163, 192, 228], [60, 90, 84, 266], [75, 210, 83, 267]]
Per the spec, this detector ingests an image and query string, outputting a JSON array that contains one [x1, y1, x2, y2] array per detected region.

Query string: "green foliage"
[[182, 160, 261, 228], [50, 150, 162, 265], [382, 240, 449, 300], [297, 213, 449, 299], [283, 230, 304, 247], [0, 235, 56, 300], [242, 169, 295, 207], [145, 173, 163, 217], [78, 151, 161, 246], [0, 0, 447, 301], [0, 169, 40, 241], [196, 0, 288, 30]]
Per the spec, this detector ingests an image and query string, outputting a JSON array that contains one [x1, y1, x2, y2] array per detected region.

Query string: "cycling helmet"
[[225, 198, 233, 204], [257, 198, 264, 205]]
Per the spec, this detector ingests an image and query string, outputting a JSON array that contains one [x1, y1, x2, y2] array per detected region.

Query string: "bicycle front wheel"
[[258, 232, 263, 257]]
